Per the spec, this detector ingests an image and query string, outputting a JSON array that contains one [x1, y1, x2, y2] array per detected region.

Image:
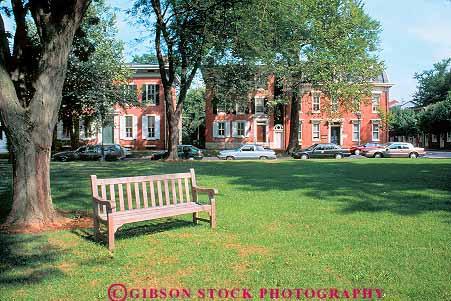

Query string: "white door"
[[273, 124, 284, 149]]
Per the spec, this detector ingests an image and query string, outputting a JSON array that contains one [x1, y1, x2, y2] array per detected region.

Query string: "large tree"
[[204, 0, 384, 153], [132, 0, 243, 160], [0, 0, 91, 229], [413, 58, 451, 107], [60, 0, 135, 150]]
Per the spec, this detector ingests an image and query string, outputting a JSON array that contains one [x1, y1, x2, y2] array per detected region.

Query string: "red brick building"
[[57, 64, 176, 150], [205, 72, 394, 150]]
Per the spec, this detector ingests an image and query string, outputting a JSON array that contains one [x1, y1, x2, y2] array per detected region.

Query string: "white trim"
[[232, 120, 247, 138], [213, 120, 229, 138], [254, 96, 265, 115], [122, 115, 135, 140], [372, 122, 380, 141], [253, 118, 269, 143], [371, 93, 381, 113], [143, 114, 159, 140], [352, 122, 360, 142], [328, 124, 343, 145], [312, 121, 321, 141], [312, 91, 321, 113]]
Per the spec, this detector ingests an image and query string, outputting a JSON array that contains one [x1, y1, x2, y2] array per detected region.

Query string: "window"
[[255, 98, 265, 114], [299, 98, 303, 112], [312, 92, 320, 112], [372, 94, 380, 113], [372, 122, 380, 141], [256, 145, 265, 151], [237, 122, 245, 136], [431, 134, 437, 143], [352, 122, 360, 141], [331, 97, 338, 112], [447, 132, 451, 142], [312, 122, 320, 140], [125, 116, 133, 138], [241, 145, 254, 151], [142, 84, 159, 104], [298, 121, 302, 141], [147, 116, 155, 138], [218, 122, 225, 136]]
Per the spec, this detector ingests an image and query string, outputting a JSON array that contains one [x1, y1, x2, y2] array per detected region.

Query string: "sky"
[[3, 0, 451, 103]]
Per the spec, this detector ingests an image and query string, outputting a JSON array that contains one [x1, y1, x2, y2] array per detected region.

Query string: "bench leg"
[[93, 215, 101, 240], [209, 206, 216, 228], [193, 212, 199, 225], [108, 219, 115, 251]]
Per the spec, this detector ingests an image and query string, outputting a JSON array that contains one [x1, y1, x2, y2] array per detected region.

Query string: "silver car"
[[362, 142, 425, 158], [218, 144, 277, 160]]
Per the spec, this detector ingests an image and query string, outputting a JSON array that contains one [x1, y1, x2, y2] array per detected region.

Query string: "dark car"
[[52, 144, 126, 161], [292, 143, 351, 159], [152, 145, 204, 160], [349, 142, 382, 155]]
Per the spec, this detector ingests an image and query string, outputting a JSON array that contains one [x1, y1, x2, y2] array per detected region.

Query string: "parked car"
[[350, 142, 382, 155], [292, 143, 351, 159], [362, 142, 425, 158], [151, 145, 204, 160], [52, 144, 126, 161], [218, 144, 277, 160]]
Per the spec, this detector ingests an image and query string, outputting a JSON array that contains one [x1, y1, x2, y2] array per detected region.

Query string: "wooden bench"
[[90, 168, 217, 250]]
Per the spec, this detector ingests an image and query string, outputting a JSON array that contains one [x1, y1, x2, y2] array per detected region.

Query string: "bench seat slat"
[[118, 183, 125, 211], [142, 182, 148, 208], [164, 180, 170, 206], [98, 202, 211, 224], [150, 181, 156, 207], [134, 182, 141, 209]]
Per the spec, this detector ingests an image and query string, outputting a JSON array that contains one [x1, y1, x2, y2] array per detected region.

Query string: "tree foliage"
[[131, 53, 158, 64], [182, 87, 205, 146], [132, 0, 246, 160], [388, 106, 419, 137], [418, 95, 451, 134], [413, 58, 451, 107], [60, 0, 136, 149]]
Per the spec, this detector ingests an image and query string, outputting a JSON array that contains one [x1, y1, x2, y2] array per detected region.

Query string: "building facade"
[[205, 73, 393, 150], [56, 64, 174, 150]]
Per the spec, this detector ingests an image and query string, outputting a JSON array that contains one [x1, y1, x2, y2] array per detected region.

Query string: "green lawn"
[[0, 159, 450, 300]]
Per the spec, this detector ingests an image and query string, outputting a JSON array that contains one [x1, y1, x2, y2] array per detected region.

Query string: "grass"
[[0, 158, 450, 300]]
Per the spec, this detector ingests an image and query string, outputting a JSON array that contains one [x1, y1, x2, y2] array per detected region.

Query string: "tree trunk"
[[287, 91, 300, 154], [165, 100, 182, 161], [6, 132, 58, 229]]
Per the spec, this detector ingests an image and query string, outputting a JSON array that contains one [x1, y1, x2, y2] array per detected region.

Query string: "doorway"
[[330, 126, 341, 145], [256, 123, 267, 143]]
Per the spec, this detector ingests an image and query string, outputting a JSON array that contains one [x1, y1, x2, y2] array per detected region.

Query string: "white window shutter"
[[90, 123, 97, 139], [225, 121, 231, 137], [79, 119, 85, 139], [245, 121, 250, 137], [142, 115, 148, 139], [132, 115, 138, 139], [155, 115, 161, 140], [56, 121, 63, 140], [120, 116, 125, 139], [213, 122, 218, 138], [232, 121, 238, 137]]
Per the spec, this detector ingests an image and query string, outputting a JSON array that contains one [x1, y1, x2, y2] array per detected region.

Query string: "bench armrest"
[[92, 196, 116, 211], [193, 186, 218, 195]]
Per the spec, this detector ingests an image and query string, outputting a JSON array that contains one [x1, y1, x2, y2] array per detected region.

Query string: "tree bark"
[[287, 91, 300, 154], [71, 116, 80, 149], [0, 0, 91, 230], [165, 90, 182, 161]]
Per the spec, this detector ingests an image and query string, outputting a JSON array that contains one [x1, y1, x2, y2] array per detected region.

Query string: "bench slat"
[[184, 178, 190, 202], [126, 182, 133, 210], [134, 182, 141, 209], [171, 179, 177, 205], [178, 178, 183, 203], [95, 172, 192, 185], [150, 181, 156, 207], [142, 182, 148, 208], [118, 183, 125, 211], [157, 181, 163, 207], [164, 180, 170, 206], [101, 184, 107, 213], [109, 184, 116, 212]]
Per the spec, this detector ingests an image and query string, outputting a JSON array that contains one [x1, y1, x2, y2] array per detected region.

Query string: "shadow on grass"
[[0, 234, 65, 285], [72, 218, 194, 247]]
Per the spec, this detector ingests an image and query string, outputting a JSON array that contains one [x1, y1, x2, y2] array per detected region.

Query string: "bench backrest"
[[90, 168, 198, 214]]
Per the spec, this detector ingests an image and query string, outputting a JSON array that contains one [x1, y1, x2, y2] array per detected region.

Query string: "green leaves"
[[413, 58, 451, 107]]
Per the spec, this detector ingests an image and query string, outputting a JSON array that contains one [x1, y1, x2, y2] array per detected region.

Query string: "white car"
[[218, 144, 277, 160]]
